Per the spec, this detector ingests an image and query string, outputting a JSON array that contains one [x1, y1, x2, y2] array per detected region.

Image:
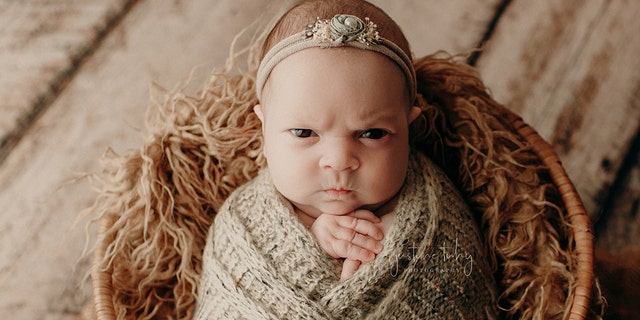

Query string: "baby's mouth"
[[323, 188, 353, 197]]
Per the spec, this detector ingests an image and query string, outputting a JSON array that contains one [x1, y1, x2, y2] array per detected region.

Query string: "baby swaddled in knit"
[[191, 0, 499, 317], [195, 152, 497, 319], [89, 0, 600, 317]]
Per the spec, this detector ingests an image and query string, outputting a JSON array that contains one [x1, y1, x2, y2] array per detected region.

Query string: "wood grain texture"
[[0, 1, 271, 318], [475, 0, 640, 219], [0, 0, 134, 162], [0, 0, 501, 318], [373, 0, 503, 57]]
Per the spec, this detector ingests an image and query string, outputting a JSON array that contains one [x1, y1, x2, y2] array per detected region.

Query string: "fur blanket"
[[194, 152, 497, 319]]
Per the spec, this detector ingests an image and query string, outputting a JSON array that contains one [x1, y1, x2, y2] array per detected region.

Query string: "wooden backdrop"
[[0, 0, 637, 319]]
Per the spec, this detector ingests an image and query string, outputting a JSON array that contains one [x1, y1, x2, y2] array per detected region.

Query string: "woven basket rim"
[[505, 110, 594, 320]]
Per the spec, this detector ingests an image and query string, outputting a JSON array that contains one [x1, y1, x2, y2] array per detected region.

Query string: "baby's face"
[[255, 48, 420, 218]]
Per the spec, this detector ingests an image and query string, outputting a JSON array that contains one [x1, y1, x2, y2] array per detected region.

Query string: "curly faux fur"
[[90, 54, 265, 319], [89, 45, 602, 319], [413, 52, 585, 319]]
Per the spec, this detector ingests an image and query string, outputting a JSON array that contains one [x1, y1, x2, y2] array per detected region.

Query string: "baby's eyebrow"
[[358, 111, 399, 125]]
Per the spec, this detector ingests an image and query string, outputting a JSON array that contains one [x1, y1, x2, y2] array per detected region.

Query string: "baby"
[[195, 0, 497, 318], [253, 14, 420, 281]]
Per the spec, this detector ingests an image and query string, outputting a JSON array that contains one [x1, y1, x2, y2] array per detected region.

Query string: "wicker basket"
[[90, 58, 596, 319], [506, 112, 595, 319]]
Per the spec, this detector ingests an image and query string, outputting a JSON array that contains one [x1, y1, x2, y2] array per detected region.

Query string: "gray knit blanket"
[[195, 152, 497, 319]]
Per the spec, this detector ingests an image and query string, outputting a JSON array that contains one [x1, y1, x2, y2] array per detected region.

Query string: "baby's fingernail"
[[366, 252, 376, 261], [375, 243, 383, 252]]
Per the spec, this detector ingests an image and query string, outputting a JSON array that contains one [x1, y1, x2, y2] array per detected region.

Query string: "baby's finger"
[[351, 232, 383, 254], [332, 240, 376, 262], [337, 216, 384, 241], [340, 258, 361, 282], [331, 225, 383, 254], [349, 209, 380, 223]]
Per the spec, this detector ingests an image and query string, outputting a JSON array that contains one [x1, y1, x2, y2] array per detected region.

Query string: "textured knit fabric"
[[194, 152, 497, 319]]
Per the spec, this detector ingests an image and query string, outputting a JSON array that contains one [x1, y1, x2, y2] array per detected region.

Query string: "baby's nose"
[[319, 139, 359, 171]]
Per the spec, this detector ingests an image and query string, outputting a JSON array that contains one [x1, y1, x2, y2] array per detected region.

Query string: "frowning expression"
[[255, 47, 420, 218]]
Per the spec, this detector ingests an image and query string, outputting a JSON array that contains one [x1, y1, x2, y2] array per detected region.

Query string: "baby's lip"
[[323, 188, 352, 196]]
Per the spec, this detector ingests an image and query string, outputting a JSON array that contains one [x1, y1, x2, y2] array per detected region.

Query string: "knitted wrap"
[[194, 152, 497, 319]]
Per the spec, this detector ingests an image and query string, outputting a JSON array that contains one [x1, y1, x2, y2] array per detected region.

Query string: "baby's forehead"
[[264, 93, 408, 125]]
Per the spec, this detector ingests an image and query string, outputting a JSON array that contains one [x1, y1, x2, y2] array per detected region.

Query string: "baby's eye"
[[360, 129, 388, 140], [290, 129, 316, 138]]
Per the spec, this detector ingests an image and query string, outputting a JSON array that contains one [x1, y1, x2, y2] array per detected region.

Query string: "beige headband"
[[255, 14, 416, 102]]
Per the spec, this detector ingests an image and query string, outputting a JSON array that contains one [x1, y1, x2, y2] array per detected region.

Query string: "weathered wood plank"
[[0, 1, 274, 318], [475, 0, 640, 219], [0, 0, 134, 163], [0, 0, 501, 318], [373, 0, 503, 56]]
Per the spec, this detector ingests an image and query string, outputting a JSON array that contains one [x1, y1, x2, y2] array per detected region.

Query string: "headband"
[[255, 14, 416, 102]]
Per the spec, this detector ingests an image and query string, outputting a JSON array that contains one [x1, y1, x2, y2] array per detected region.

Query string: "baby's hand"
[[310, 210, 384, 264], [339, 211, 394, 281]]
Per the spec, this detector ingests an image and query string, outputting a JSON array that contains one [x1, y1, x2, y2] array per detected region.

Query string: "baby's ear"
[[254, 104, 265, 123], [408, 106, 422, 123]]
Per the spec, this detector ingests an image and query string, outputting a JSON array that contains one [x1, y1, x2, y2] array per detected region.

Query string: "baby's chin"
[[318, 201, 384, 216], [322, 207, 359, 216], [293, 197, 390, 217], [297, 202, 360, 217]]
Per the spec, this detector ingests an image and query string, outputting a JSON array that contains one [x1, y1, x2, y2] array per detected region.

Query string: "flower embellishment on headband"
[[306, 14, 380, 46]]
